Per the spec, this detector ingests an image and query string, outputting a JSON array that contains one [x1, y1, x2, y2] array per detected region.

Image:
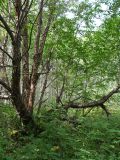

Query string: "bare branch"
[[27, 12, 40, 54], [35, 0, 44, 54], [0, 14, 14, 42], [0, 45, 13, 60], [0, 79, 12, 93], [19, 0, 34, 27], [37, 51, 52, 114], [38, 12, 53, 59]]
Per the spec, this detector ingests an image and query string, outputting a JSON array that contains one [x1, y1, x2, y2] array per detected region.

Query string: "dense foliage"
[[0, 104, 120, 160]]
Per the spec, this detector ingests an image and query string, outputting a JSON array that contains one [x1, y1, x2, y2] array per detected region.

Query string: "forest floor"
[[0, 104, 120, 160]]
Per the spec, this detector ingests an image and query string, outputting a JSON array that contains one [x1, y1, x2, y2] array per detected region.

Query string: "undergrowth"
[[0, 104, 120, 160]]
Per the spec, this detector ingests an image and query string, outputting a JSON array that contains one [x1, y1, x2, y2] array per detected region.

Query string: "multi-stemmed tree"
[[0, 0, 57, 128]]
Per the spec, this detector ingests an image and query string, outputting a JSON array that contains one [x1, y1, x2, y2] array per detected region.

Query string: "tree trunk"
[[22, 1, 30, 110], [9, 0, 35, 128]]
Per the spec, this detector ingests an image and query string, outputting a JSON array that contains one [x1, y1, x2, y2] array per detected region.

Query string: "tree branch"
[[0, 45, 13, 59], [0, 79, 12, 93], [0, 95, 10, 100], [0, 14, 14, 42], [65, 85, 120, 109]]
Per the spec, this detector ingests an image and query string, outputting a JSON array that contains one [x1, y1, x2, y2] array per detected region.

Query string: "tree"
[[0, 0, 56, 128]]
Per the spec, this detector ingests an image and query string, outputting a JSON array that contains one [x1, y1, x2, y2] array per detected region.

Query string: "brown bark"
[[0, 0, 55, 129], [37, 57, 51, 114], [10, 1, 35, 127], [22, 1, 30, 109], [14, 0, 21, 19], [28, 0, 53, 112], [11, 41, 30, 123], [11, 39, 36, 127], [28, 0, 44, 113]]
